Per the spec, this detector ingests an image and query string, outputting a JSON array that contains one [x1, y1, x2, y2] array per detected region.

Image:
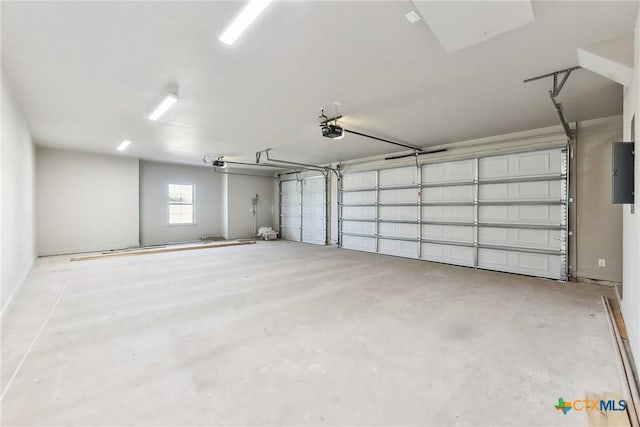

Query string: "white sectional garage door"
[[280, 180, 302, 241], [339, 147, 568, 279], [280, 176, 327, 245]]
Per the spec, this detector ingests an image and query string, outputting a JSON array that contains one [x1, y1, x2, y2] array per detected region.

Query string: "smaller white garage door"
[[279, 175, 327, 245], [302, 177, 327, 245], [280, 180, 302, 241]]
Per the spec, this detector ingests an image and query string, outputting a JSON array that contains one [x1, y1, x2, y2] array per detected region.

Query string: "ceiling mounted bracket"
[[319, 114, 343, 126], [524, 66, 581, 142], [523, 66, 581, 98]]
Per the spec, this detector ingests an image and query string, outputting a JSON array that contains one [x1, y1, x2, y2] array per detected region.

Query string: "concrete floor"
[[1, 241, 624, 426]]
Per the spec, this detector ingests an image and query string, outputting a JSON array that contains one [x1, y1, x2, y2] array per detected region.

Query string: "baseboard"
[[37, 242, 141, 257], [0, 255, 35, 320], [575, 276, 621, 287]]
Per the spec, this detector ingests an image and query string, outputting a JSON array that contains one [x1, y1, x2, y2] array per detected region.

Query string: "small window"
[[168, 184, 194, 225]]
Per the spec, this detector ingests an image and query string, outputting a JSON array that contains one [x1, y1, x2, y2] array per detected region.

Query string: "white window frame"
[[168, 183, 196, 226]]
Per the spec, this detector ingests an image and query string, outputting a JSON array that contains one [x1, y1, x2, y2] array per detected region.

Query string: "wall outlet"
[[598, 259, 606, 268]]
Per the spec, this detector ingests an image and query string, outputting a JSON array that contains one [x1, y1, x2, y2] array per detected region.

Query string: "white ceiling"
[[1, 1, 637, 166], [415, 1, 535, 53]]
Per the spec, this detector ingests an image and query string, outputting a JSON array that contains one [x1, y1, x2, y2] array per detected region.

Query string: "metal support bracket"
[[257, 148, 340, 181], [524, 66, 580, 143], [550, 92, 576, 142], [523, 66, 581, 97]]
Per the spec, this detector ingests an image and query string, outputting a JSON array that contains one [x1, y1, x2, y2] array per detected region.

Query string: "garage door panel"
[[303, 216, 325, 229], [280, 194, 300, 205], [379, 206, 418, 221], [379, 188, 418, 203], [302, 230, 326, 245], [342, 235, 376, 252], [281, 180, 299, 192], [301, 177, 326, 245], [479, 149, 562, 179], [379, 239, 418, 258], [478, 205, 562, 224], [280, 216, 300, 228], [422, 159, 475, 184], [303, 192, 325, 204], [280, 180, 301, 242], [342, 172, 377, 190], [281, 227, 300, 241], [422, 224, 474, 243], [302, 204, 325, 216], [342, 221, 376, 235], [478, 227, 562, 250], [422, 205, 474, 221], [303, 177, 325, 190], [379, 222, 418, 238], [342, 191, 376, 204], [421, 243, 474, 266], [379, 167, 418, 187], [478, 248, 562, 279], [280, 204, 301, 216], [342, 206, 376, 220], [422, 185, 474, 202], [479, 180, 561, 201]]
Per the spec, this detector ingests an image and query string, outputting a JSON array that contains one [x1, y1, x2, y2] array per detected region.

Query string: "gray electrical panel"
[[612, 142, 635, 204]]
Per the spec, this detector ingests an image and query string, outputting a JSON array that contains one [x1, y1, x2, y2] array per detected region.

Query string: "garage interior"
[[1, 1, 639, 426]]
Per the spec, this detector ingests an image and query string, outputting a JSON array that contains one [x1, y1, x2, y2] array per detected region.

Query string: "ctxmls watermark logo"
[[554, 397, 627, 415]]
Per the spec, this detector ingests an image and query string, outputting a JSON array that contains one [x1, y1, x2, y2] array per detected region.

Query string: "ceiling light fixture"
[[219, 0, 273, 46], [117, 139, 132, 151], [148, 93, 178, 121]]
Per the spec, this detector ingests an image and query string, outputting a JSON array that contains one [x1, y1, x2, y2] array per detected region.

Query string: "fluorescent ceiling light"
[[219, 0, 272, 46], [117, 139, 132, 151], [148, 93, 178, 121]]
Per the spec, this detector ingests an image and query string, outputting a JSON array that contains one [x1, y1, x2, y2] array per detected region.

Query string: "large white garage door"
[[279, 176, 327, 245], [339, 147, 568, 280]]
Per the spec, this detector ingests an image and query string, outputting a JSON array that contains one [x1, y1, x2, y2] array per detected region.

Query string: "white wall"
[[224, 173, 275, 239], [139, 160, 222, 245], [36, 147, 139, 255], [1, 70, 36, 316], [621, 10, 640, 377]]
